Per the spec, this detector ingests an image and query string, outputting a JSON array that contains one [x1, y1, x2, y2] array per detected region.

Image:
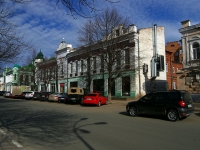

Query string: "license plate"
[[188, 104, 192, 108], [87, 98, 91, 100], [42, 95, 45, 97], [61, 98, 64, 99]]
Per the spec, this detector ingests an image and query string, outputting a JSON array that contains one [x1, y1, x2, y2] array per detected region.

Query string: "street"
[[0, 97, 200, 150]]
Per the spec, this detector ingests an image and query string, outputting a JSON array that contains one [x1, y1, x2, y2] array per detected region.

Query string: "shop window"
[[122, 76, 130, 96]]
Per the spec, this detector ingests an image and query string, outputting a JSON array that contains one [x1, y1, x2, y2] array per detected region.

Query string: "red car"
[[82, 93, 108, 106]]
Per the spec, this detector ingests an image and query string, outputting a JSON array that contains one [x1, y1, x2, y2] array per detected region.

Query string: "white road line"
[[12, 140, 24, 148], [0, 128, 25, 149], [0, 129, 6, 135]]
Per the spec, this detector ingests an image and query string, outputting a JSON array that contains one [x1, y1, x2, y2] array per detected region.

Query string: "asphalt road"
[[0, 97, 200, 150]]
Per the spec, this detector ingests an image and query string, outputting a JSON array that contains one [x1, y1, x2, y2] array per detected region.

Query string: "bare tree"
[[0, 0, 32, 71], [79, 7, 130, 102], [57, 0, 120, 18], [23, 48, 37, 66]]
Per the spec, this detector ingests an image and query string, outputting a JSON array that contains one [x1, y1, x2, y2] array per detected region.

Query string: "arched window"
[[174, 51, 179, 63], [193, 42, 200, 59]]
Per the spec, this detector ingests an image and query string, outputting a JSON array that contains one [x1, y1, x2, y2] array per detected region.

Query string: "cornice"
[[179, 23, 200, 33]]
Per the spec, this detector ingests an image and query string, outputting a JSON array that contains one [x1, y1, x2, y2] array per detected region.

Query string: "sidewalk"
[[0, 128, 24, 150]]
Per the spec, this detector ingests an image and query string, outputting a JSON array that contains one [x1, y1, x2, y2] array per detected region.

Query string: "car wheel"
[[129, 107, 137, 117], [167, 109, 179, 122], [98, 101, 101, 107]]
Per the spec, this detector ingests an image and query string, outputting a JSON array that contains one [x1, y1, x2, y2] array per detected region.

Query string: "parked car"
[[48, 92, 66, 102], [126, 90, 195, 122], [82, 93, 108, 106], [25, 91, 37, 100], [67, 87, 88, 104], [4, 91, 12, 98], [39, 92, 53, 101], [33, 92, 41, 100], [58, 93, 68, 103], [21, 92, 28, 99], [0, 91, 6, 96]]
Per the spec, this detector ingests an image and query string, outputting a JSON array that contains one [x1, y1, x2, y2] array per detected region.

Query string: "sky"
[[7, 0, 200, 66]]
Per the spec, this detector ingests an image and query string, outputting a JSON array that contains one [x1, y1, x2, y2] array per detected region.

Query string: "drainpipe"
[[138, 35, 141, 98], [66, 56, 68, 93]]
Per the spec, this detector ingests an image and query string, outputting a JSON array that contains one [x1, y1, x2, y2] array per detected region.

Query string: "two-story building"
[[63, 24, 166, 98]]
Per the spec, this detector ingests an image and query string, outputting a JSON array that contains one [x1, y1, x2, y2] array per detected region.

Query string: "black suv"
[[126, 90, 195, 121]]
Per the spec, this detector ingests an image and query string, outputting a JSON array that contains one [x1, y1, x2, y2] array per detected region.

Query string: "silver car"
[[48, 92, 66, 102], [25, 91, 37, 100]]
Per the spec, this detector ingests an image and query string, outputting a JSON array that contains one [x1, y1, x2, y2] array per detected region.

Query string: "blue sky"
[[8, 0, 200, 65]]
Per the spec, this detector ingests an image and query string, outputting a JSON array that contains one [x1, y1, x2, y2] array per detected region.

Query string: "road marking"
[[12, 140, 24, 148], [0, 129, 6, 135], [0, 128, 25, 150]]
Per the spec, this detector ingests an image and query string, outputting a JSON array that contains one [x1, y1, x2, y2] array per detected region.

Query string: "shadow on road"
[[0, 99, 108, 150]]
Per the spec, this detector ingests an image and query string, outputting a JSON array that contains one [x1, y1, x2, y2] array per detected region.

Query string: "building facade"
[[178, 20, 200, 93], [0, 64, 33, 92], [1, 24, 167, 98], [62, 24, 166, 98], [165, 41, 183, 90], [36, 39, 73, 92]]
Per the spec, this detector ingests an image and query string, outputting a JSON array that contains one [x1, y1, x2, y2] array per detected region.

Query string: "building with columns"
[[177, 20, 200, 93]]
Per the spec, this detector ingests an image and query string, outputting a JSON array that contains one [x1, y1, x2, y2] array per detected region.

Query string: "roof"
[[35, 50, 44, 59], [13, 64, 21, 68]]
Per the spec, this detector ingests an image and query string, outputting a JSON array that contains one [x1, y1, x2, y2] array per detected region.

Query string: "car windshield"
[[26, 92, 32, 94], [52, 93, 61, 95], [86, 94, 97, 96]]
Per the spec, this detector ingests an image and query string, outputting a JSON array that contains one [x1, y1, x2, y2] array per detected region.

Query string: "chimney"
[[181, 20, 191, 28]]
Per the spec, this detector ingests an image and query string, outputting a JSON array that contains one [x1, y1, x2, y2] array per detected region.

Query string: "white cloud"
[[7, 0, 200, 66]]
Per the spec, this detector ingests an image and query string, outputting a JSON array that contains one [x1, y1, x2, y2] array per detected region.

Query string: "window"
[[193, 42, 200, 59], [14, 74, 16, 80], [173, 82, 176, 89], [166, 63, 168, 72], [71, 63, 73, 74], [76, 61, 78, 74], [174, 51, 179, 63], [116, 51, 121, 66], [180, 50, 183, 54], [101, 55, 104, 69], [125, 49, 130, 64], [142, 93, 154, 101], [172, 67, 175, 73], [155, 93, 169, 101], [93, 57, 96, 69], [122, 76, 130, 96], [80, 60, 84, 72], [61, 63, 64, 76], [87, 58, 90, 71], [116, 29, 119, 36]]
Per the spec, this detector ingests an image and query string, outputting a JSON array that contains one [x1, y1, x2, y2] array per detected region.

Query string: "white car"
[[25, 91, 36, 100]]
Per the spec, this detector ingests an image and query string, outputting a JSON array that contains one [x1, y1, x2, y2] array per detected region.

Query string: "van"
[[67, 87, 88, 104]]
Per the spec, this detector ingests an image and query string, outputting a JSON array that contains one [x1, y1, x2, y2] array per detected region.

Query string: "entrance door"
[[93, 79, 104, 93]]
